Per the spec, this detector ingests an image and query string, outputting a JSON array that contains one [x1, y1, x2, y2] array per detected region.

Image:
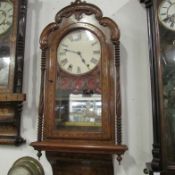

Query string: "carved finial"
[[116, 154, 122, 165], [71, 0, 86, 5]]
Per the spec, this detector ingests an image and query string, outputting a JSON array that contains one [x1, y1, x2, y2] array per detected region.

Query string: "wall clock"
[[141, 0, 175, 174], [0, 0, 27, 145], [31, 0, 127, 174]]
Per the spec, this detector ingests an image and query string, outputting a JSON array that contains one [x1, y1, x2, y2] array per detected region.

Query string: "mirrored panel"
[[0, 46, 10, 87], [55, 91, 102, 131]]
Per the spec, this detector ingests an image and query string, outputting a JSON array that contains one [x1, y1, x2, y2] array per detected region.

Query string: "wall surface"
[[0, 0, 154, 175]]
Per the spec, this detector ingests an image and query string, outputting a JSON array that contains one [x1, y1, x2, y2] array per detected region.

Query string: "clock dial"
[[8, 167, 31, 175], [57, 29, 101, 75], [158, 0, 175, 31], [0, 1, 13, 35]]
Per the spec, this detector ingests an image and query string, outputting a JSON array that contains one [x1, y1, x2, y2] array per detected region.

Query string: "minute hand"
[[77, 52, 90, 69]]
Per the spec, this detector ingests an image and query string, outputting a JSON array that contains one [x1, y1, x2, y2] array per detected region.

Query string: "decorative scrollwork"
[[100, 17, 120, 41], [55, 0, 102, 23], [71, 0, 86, 5], [40, 23, 59, 49], [116, 154, 123, 165]]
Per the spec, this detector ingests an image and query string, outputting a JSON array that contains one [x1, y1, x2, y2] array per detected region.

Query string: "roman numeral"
[[60, 59, 68, 66], [68, 35, 73, 42], [90, 58, 98, 64], [163, 17, 171, 23], [91, 41, 98, 46], [170, 22, 175, 28], [93, 50, 100, 54], [73, 32, 81, 41], [6, 21, 11, 26], [8, 8, 13, 12], [67, 64, 73, 72], [61, 43, 68, 48], [77, 66, 81, 74], [167, 0, 172, 5], [59, 51, 66, 56], [68, 33, 81, 42]]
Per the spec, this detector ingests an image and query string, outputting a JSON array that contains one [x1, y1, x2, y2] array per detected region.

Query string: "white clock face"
[[57, 29, 101, 75], [8, 167, 31, 175], [0, 1, 13, 35], [158, 0, 175, 31]]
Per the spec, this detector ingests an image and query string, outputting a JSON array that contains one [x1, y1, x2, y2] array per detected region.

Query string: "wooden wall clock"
[[0, 0, 27, 145], [141, 0, 175, 174], [31, 0, 127, 174]]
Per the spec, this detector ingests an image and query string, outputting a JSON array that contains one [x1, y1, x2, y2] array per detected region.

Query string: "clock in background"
[[158, 0, 175, 31], [0, 0, 27, 145], [141, 0, 175, 174]]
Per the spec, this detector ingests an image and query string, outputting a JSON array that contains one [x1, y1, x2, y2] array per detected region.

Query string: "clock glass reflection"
[[55, 88, 102, 132], [160, 21, 175, 160], [55, 60, 102, 132], [0, 46, 10, 87]]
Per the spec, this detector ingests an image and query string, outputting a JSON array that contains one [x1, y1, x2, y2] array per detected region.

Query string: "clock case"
[[31, 0, 127, 174], [0, 0, 27, 145], [141, 0, 175, 174]]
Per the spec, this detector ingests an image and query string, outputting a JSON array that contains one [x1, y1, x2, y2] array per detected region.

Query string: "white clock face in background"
[[0, 1, 13, 35], [158, 0, 175, 31], [8, 167, 31, 175], [57, 29, 101, 75]]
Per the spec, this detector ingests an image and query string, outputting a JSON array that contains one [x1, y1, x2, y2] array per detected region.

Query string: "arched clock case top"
[[32, 1, 127, 174]]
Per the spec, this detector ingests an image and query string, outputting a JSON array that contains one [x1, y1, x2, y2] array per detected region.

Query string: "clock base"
[[46, 152, 113, 175], [32, 141, 127, 175]]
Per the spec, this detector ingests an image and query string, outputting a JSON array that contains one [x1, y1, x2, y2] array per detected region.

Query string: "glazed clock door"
[[141, 0, 175, 174], [52, 26, 113, 141], [0, 0, 15, 92], [158, 0, 175, 173], [56, 29, 102, 132]]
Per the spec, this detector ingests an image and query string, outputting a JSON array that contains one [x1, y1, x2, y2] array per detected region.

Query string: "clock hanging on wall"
[[31, 0, 127, 174], [0, 0, 27, 145], [141, 0, 175, 174]]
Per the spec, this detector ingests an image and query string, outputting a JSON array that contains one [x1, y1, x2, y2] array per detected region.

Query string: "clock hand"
[[77, 51, 90, 69], [63, 49, 90, 69], [170, 14, 175, 22], [163, 16, 171, 23], [163, 14, 175, 22], [0, 11, 6, 25], [63, 48, 79, 54]]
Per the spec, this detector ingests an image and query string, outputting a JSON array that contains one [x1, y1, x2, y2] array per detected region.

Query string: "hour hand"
[[163, 16, 171, 23], [63, 48, 78, 54]]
